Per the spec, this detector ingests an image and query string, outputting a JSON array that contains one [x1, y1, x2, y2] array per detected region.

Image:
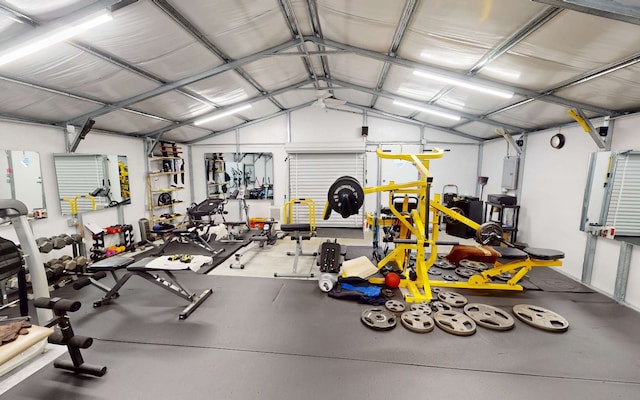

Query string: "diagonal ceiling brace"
[[567, 108, 606, 149]]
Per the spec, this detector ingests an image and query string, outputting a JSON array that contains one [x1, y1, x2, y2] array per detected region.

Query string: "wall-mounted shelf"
[[147, 142, 186, 225]]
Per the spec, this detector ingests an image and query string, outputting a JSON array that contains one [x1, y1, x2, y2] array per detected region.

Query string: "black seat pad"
[[281, 223, 311, 232], [523, 247, 565, 260], [491, 246, 527, 259]]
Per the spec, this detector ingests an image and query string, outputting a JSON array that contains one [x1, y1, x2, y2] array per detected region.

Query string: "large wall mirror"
[[581, 150, 640, 245], [0, 149, 47, 218], [53, 154, 131, 215], [204, 152, 273, 200]]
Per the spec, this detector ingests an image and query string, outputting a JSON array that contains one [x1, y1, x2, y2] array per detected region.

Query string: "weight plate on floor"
[[428, 268, 442, 276], [385, 299, 406, 313], [361, 308, 397, 331], [437, 291, 468, 307], [454, 267, 476, 279], [434, 259, 455, 269], [464, 303, 515, 331], [442, 273, 459, 281], [401, 311, 435, 333], [512, 304, 569, 333], [458, 259, 491, 271], [430, 301, 452, 313], [434, 310, 477, 336], [431, 287, 443, 294], [494, 272, 513, 282], [409, 303, 432, 315], [381, 288, 396, 298]]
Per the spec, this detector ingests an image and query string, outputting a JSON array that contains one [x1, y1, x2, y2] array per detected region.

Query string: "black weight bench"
[[76, 255, 213, 320], [274, 223, 317, 278]]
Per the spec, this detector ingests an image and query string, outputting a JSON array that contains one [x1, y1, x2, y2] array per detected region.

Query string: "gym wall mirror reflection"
[[581, 150, 640, 245], [205, 152, 274, 200], [0, 149, 47, 218], [53, 154, 131, 215]]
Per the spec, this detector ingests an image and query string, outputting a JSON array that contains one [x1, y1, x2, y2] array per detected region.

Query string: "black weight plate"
[[475, 221, 503, 245], [458, 259, 491, 271], [454, 267, 476, 279], [434, 259, 455, 269], [327, 176, 364, 218], [401, 311, 435, 333], [512, 304, 569, 333], [361, 308, 397, 331], [442, 273, 459, 281], [494, 272, 513, 282], [428, 268, 442, 276], [464, 303, 515, 331]]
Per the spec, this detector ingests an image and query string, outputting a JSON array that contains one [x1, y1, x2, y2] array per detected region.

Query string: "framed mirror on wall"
[[205, 152, 273, 200], [581, 150, 640, 245], [0, 149, 47, 218], [53, 154, 131, 215]]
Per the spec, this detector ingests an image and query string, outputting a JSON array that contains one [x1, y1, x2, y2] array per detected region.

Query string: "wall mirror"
[[204, 152, 273, 200], [580, 150, 640, 245], [53, 153, 131, 215], [0, 149, 47, 218]]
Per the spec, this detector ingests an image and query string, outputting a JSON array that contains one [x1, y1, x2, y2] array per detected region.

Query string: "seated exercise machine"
[[274, 198, 318, 278], [74, 254, 214, 320], [229, 218, 279, 269], [322, 149, 564, 303]]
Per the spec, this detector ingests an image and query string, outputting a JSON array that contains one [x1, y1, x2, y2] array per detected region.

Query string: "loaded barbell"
[[325, 176, 365, 219]]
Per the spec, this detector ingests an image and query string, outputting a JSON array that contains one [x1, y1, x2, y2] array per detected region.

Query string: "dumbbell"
[[36, 237, 54, 253], [58, 255, 77, 272], [70, 234, 83, 244], [74, 256, 89, 270], [59, 234, 75, 246], [49, 236, 67, 250]]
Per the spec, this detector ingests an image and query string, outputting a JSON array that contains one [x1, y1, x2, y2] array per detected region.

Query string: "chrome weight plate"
[[434, 310, 477, 336], [494, 272, 513, 282], [443, 273, 459, 281], [434, 259, 455, 270], [428, 268, 442, 276], [458, 259, 491, 271], [512, 304, 569, 333], [385, 299, 406, 313], [437, 291, 468, 307], [401, 311, 435, 333], [454, 267, 476, 279], [463, 303, 515, 331], [430, 301, 452, 313], [409, 303, 432, 315], [361, 308, 397, 331]]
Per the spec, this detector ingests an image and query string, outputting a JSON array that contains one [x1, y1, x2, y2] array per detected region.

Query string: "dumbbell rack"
[[90, 224, 135, 261]]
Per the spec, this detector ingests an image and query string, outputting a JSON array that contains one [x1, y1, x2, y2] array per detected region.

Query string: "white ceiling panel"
[[0, 14, 27, 41], [161, 125, 212, 143], [328, 54, 385, 88], [317, 0, 404, 53], [489, 100, 577, 130], [0, 42, 159, 102], [129, 91, 214, 121], [400, 0, 546, 71], [437, 88, 527, 115], [3, 0, 94, 21], [335, 89, 373, 106], [167, 0, 291, 59], [455, 121, 502, 139], [241, 57, 309, 91], [93, 110, 174, 134], [240, 99, 281, 120], [290, 0, 313, 35], [273, 89, 317, 108], [0, 78, 100, 121], [384, 65, 448, 101], [77, 0, 223, 81], [554, 64, 640, 112], [193, 115, 245, 132], [184, 70, 261, 105]]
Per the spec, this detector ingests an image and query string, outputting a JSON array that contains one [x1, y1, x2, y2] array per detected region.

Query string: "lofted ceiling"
[[1, 0, 640, 144]]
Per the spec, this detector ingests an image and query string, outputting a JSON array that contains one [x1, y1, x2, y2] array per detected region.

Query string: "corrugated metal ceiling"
[[0, 0, 639, 143]]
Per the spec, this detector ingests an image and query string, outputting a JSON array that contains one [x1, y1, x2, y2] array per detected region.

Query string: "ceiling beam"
[[532, 0, 640, 25], [304, 0, 332, 88], [369, 0, 418, 108], [305, 36, 615, 116], [151, 0, 285, 111], [63, 39, 301, 125]]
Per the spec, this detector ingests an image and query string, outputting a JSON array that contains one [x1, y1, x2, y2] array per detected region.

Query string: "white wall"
[[480, 114, 640, 310]]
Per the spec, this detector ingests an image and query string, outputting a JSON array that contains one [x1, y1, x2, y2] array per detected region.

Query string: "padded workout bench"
[[431, 246, 564, 291], [79, 255, 213, 320], [274, 223, 317, 278]]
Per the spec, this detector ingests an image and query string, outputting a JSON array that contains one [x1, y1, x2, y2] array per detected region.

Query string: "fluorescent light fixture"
[[194, 104, 252, 126], [0, 11, 112, 67], [393, 100, 460, 121], [413, 70, 514, 99]]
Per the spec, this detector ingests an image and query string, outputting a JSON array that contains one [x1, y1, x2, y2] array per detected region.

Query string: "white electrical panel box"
[[502, 156, 519, 190]]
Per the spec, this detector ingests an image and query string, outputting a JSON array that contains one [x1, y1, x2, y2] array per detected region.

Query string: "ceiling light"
[[413, 70, 514, 99], [393, 100, 460, 121], [194, 104, 252, 126], [0, 11, 112, 67]]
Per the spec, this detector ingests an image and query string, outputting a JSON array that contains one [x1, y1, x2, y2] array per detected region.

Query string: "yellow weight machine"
[[324, 148, 563, 303]]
